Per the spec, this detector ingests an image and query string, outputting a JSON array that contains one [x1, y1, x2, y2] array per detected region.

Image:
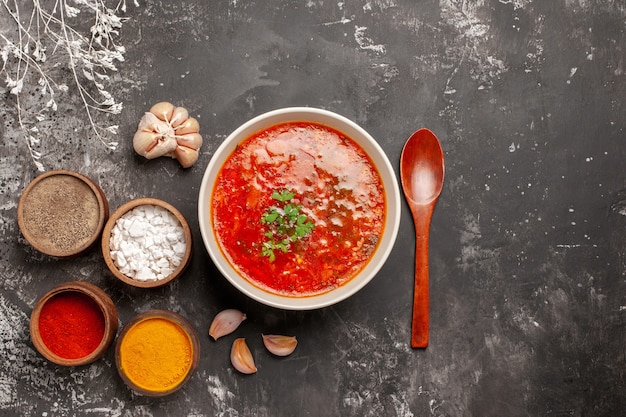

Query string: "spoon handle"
[[410, 205, 434, 348]]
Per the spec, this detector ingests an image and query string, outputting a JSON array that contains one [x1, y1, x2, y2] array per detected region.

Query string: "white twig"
[[0, 0, 134, 171]]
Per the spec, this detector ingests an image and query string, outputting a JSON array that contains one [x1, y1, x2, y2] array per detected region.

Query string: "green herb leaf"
[[261, 209, 278, 223], [261, 243, 276, 262], [283, 204, 299, 219], [272, 189, 294, 202], [260, 189, 315, 261]]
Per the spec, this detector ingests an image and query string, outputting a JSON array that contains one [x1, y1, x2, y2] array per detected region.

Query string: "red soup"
[[212, 122, 385, 296]]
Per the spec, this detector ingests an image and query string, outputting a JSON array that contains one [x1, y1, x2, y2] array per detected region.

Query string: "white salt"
[[109, 204, 186, 281]]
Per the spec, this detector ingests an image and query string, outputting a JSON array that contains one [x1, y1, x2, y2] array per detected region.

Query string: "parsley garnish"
[[261, 189, 315, 261]]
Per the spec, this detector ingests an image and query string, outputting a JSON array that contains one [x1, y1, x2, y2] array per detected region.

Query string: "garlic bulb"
[[262, 334, 297, 356], [133, 101, 203, 168], [231, 338, 257, 374], [209, 309, 246, 341]]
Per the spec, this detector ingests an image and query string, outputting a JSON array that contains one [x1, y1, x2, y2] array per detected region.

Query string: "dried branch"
[[0, 0, 138, 171]]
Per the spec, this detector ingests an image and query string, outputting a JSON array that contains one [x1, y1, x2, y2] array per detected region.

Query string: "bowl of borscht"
[[198, 107, 401, 310]]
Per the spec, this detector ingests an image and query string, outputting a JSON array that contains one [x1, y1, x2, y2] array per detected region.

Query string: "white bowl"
[[198, 107, 401, 310]]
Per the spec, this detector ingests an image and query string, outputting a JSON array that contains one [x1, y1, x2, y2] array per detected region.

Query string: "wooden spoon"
[[400, 128, 445, 348]]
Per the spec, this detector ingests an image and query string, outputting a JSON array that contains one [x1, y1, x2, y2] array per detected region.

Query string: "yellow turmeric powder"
[[119, 317, 193, 392]]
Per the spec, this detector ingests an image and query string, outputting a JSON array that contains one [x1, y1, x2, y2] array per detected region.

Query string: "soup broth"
[[212, 122, 385, 296]]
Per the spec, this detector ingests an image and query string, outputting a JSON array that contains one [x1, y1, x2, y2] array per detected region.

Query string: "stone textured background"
[[1, 1, 624, 416]]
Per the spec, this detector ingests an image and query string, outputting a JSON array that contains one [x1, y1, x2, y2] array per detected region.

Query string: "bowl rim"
[[198, 106, 401, 310], [101, 197, 193, 288]]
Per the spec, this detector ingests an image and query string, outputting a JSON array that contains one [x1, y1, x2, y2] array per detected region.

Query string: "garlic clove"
[[231, 338, 257, 374], [209, 309, 246, 340], [133, 131, 177, 159], [173, 146, 199, 168], [149, 102, 175, 123], [133, 130, 158, 157], [138, 113, 175, 142], [175, 117, 200, 135], [262, 334, 298, 356], [175, 132, 203, 150], [137, 112, 164, 133], [170, 106, 189, 128]]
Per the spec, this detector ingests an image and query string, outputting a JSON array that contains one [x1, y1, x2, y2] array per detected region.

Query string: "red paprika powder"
[[38, 291, 105, 359]]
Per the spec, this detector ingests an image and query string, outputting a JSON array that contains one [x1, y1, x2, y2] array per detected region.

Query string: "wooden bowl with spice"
[[30, 281, 119, 366], [101, 198, 192, 288], [115, 309, 200, 397], [18, 170, 109, 258]]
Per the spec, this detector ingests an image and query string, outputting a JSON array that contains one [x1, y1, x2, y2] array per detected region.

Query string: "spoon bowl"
[[400, 128, 444, 348]]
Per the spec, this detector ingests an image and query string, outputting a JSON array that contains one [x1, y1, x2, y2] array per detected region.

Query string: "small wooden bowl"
[[17, 170, 109, 258], [115, 310, 200, 397], [101, 198, 192, 288], [30, 281, 119, 366]]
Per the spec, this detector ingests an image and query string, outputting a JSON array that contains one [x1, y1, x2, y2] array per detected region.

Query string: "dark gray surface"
[[1, 1, 625, 416]]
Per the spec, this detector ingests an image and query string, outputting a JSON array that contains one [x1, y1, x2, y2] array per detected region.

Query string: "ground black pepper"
[[20, 174, 101, 255]]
